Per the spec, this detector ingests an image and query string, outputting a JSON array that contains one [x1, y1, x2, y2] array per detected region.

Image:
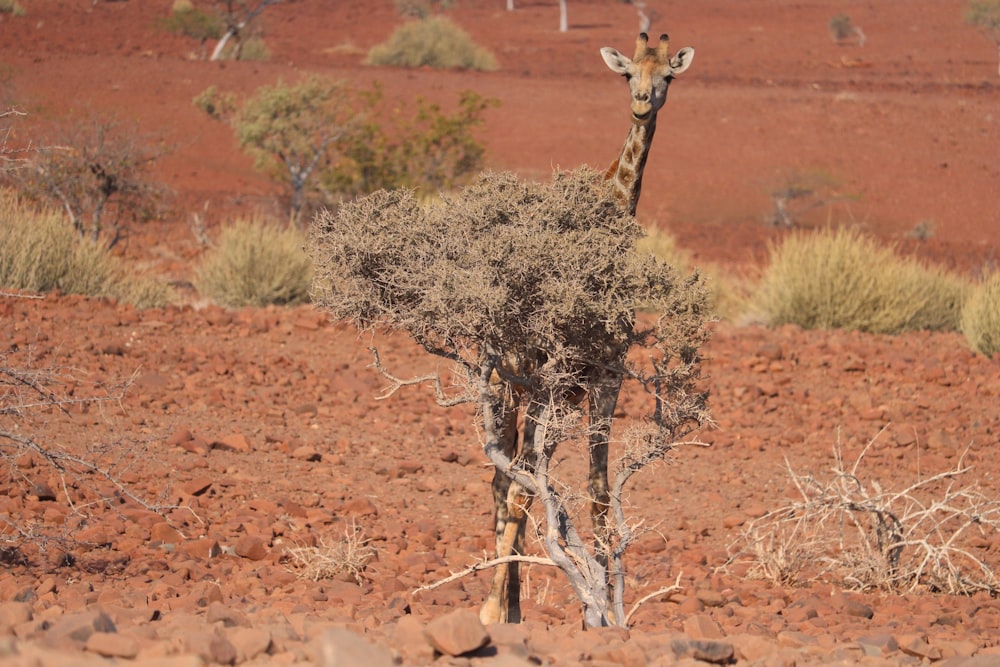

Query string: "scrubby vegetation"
[[310, 168, 712, 627], [0, 0, 25, 16], [966, 0, 1000, 76], [961, 272, 1000, 357], [751, 226, 970, 334], [366, 16, 497, 70], [157, 0, 223, 55], [8, 114, 169, 250], [195, 216, 312, 308], [196, 77, 496, 221], [0, 189, 171, 308]]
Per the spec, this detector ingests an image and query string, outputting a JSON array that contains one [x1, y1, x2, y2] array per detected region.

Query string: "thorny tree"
[[10, 114, 167, 250], [209, 0, 282, 61], [309, 169, 712, 627]]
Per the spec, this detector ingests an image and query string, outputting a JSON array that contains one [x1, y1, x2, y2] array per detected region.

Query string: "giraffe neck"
[[605, 116, 657, 216]]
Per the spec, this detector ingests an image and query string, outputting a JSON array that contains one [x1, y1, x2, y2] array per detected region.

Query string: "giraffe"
[[480, 32, 695, 626]]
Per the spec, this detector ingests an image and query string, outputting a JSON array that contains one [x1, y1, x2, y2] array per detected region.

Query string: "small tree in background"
[[158, 0, 223, 59], [197, 78, 497, 218], [966, 0, 1000, 76], [209, 0, 281, 61], [230, 76, 356, 223], [325, 86, 497, 197], [828, 13, 866, 46], [9, 114, 168, 250]]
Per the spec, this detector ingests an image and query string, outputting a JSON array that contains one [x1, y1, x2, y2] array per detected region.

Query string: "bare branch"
[[625, 571, 684, 626], [416, 553, 558, 593]]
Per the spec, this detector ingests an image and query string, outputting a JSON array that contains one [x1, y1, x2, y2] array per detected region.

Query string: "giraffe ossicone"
[[600, 32, 694, 216]]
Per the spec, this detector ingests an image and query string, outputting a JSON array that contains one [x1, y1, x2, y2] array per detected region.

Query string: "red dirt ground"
[[1, 1, 999, 665]]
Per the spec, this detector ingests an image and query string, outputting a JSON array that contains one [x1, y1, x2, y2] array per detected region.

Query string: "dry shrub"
[[731, 433, 1000, 595], [636, 225, 749, 321], [753, 226, 971, 334], [310, 167, 712, 627], [285, 522, 374, 583], [366, 16, 497, 70], [195, 215, 313, 308], [961, 272, 1000, 357], [0, 189, 170, 307], [636, 225, 690, 273]]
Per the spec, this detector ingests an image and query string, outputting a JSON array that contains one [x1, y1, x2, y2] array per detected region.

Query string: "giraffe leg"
[[481, 479, 530, 624], [481, 396, 528, 624], [588, 379, 621, 587]]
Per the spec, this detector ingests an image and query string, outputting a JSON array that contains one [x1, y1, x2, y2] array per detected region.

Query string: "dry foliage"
[[9, 114, 169, 251], [284, 521, 375, 584], [961, 271, 1000, 357], [753, 226, 971, 334], [0, 188, 171, 308], [366, 16, 497, 70], [194, 215, 313, 308], [310, 168, 712, 626], [730, 433, 1000, 595]]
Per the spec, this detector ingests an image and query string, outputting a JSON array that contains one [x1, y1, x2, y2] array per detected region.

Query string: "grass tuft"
[[195, 215, 313, 308], [0, 189, 171, 307], [752, 226, 970, 334], [961, 272, 1000, 357], [366, 16, 497, 70]]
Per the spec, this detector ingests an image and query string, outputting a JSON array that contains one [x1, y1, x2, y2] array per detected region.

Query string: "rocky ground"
[[1, 0, 999, 665]]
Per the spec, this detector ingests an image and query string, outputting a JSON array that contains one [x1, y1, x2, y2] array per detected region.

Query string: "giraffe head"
[[600, 33, 694, 125]]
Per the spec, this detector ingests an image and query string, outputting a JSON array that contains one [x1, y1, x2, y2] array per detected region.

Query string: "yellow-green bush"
[[195, 216, 313, 308], [366, 16, 497, 70], [961, 272, 1000, 357], [0, 0, 25, 16], [752, 226, 970, 334], [0, 190, 171, 308]]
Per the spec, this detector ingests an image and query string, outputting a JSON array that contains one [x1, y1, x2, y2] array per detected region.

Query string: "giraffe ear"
[[670, 47, 694, 74], [600, 47, 632, 75]]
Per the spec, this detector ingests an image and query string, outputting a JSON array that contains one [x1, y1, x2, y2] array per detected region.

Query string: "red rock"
[[311, 627, 394, 667], [291, 445, 321, 461], [213, 433, 251, 453], [0, 602, 33, 633], [182, 477, 213, 496], [224, 626, 272, 662], [150, 522, 184, 544], [683, 614, 724, 639], [85, 631, 139, 658], [177, 539, 222, 560], [183, 629, 238, 665], [423, 609, 490, 657], [234, 535, 268, 561]]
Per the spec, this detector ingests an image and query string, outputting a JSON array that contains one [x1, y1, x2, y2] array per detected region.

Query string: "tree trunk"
[[210, 28, 238, 61]]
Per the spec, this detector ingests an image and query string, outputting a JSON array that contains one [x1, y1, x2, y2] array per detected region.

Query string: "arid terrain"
[[1, 0, 999, 665]]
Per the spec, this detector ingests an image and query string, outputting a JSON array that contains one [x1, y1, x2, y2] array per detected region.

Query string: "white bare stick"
[[625, 571, 684, 626], [415, 554, 558, 593]]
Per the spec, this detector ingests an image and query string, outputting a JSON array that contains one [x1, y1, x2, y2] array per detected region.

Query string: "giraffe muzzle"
[[631, 109, 653, 124]]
